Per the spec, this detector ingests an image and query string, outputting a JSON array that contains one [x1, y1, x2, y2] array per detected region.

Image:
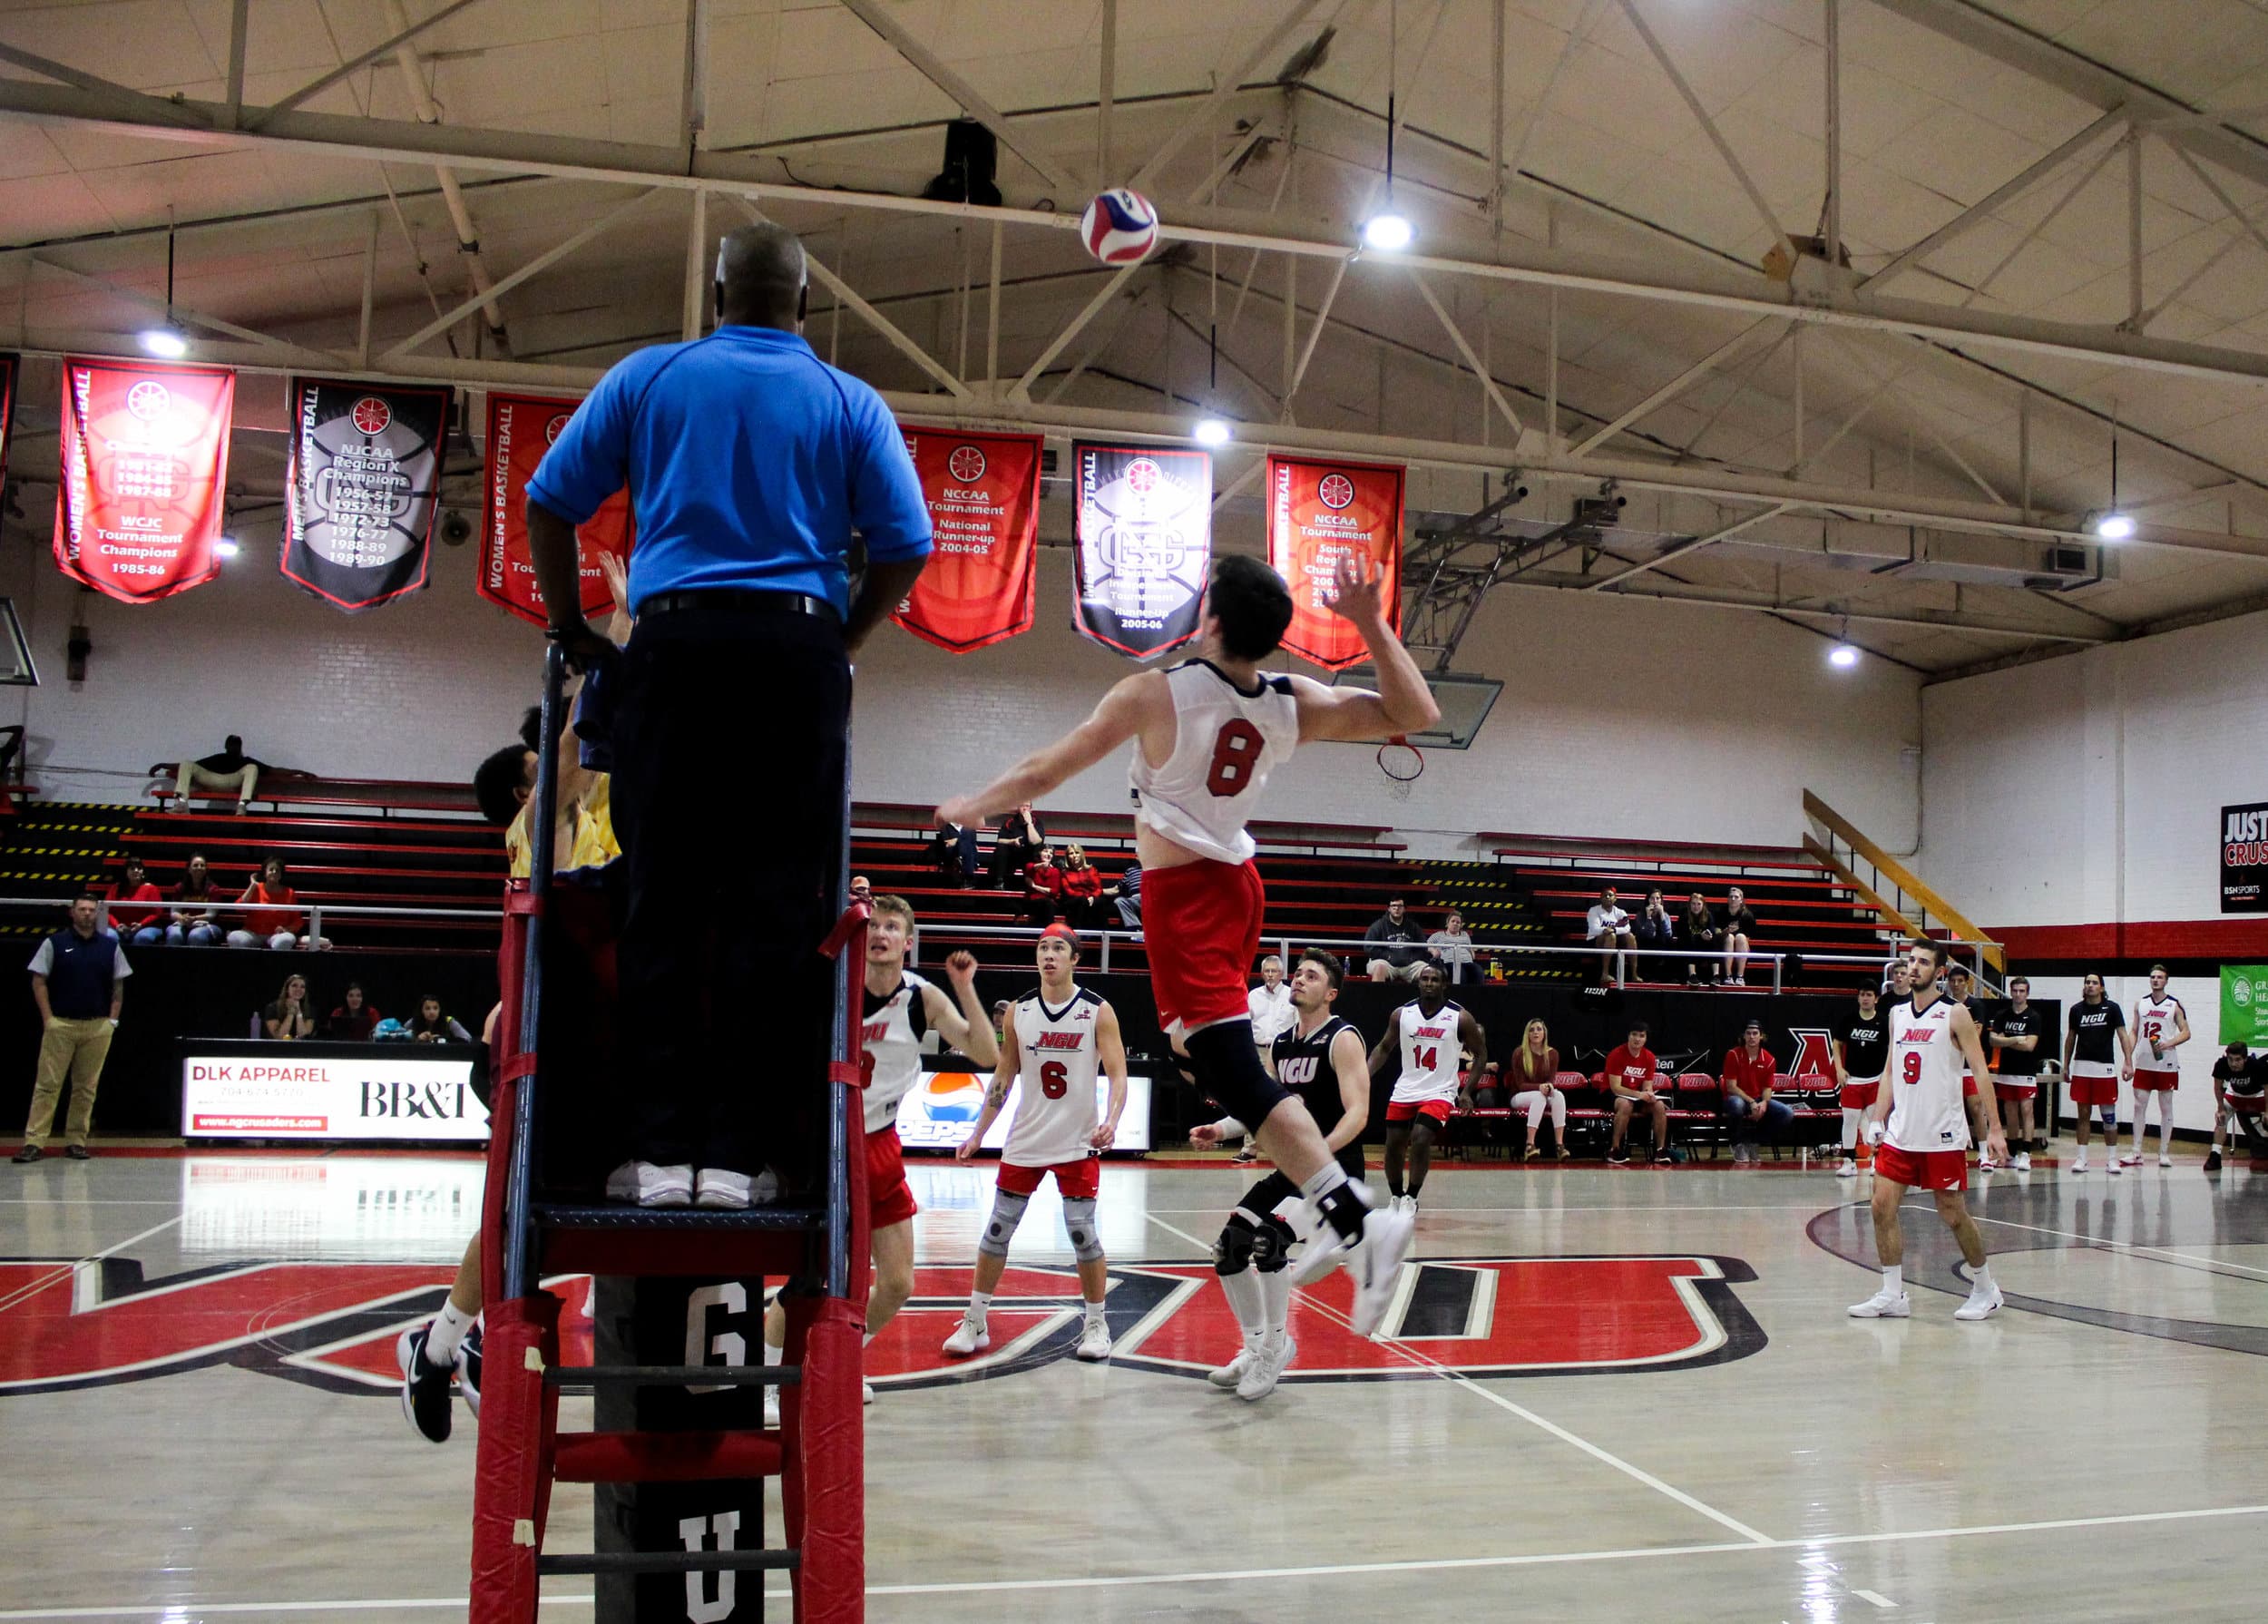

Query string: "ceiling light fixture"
[[212, 535, 241, 560], [1828, 616, 1859, 668], [1192, 416, 1232, 446], [1362, 1, 1414, 254], [2093, 411, 2133, 541], [139, 213, 188, 358]]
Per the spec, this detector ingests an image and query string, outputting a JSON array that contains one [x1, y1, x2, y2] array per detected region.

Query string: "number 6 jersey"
[[1005, 984, 1106, 1169], [1129, 659, 1301, 865]]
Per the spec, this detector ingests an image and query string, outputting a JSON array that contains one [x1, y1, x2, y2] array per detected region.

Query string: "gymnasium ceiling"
[[6, 1, 2268, 675]]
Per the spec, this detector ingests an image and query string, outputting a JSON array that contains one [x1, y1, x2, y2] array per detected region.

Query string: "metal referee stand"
[[470, 643, 870, 1623]]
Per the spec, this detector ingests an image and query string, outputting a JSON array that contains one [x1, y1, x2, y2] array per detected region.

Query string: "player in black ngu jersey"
[[1189, 947, 1371, 1402]]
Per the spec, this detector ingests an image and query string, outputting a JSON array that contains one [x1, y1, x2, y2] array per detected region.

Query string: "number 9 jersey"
[[1004, 984, 1106, 1169], [1129, 659, 1301, 865]]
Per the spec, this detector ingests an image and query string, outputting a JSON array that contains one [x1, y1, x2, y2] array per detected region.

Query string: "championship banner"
[[2224, 802, 2268, 914], [892, 428, 1041, 651], [478, 391, 633, 626], [54, 358, 234, 603], [1072, 442, 1212, 659], [2225, 966, 2268, 1049], [1266, 454, 1403, 670], [281, 379, 450, 611], [0, 353, 17, 489]]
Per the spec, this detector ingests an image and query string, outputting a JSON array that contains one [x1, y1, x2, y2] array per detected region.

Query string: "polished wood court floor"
[[5, 1147, 2267, 1621]]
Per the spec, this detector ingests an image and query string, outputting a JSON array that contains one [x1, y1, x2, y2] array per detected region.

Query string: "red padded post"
[[468, 1291, 562, 1624], [793, 1296, 865, 1624]]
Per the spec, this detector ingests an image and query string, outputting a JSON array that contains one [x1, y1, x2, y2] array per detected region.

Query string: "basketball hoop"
[[1376, 736, 1425, 801]]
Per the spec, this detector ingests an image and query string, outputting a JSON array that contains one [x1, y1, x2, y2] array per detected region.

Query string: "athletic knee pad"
[[1212, 1214, 1259, 1277], [1061, 1198, 1104, 1263], [1249, 1214, 1298, 1274], [978, 1189, 1031, 1258], [1183, 1022, 1290, 1129]]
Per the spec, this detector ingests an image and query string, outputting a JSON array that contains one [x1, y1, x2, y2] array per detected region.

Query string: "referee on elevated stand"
[[523, 222, 934, 1209]]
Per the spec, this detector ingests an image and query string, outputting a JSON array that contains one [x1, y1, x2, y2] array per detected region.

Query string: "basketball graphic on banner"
[[349, 396, 392, 436], [1080, 189, 1159, 264]]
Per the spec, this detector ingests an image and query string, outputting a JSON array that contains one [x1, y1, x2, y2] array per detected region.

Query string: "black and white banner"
[[1071, 442, 1212, 659], [2225, 801, 2268, 914], [281, 379, 450, 611]]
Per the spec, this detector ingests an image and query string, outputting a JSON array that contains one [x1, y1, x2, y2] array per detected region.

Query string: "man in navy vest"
[[15, 893, 130, 1163]]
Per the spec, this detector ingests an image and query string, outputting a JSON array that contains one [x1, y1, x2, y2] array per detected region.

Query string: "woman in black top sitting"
[[1680, 893, 1720, 986], [265, 973, 316, 1041], [408, 994, 473, 1043]]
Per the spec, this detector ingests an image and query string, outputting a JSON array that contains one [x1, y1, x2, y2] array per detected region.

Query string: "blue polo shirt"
[[29, 926, 131, 1020], [524, 326, 933, 617]]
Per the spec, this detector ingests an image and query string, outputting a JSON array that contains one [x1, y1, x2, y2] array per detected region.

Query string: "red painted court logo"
[[1317, 472, 1355, 510], [947, 445, 987, 483], [350, 396, 393, 435]]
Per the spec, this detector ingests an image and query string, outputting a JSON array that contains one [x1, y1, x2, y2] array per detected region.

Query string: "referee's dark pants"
[[610, 594, 849, 1181]]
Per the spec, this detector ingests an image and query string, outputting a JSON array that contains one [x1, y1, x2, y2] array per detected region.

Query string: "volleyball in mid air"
[[1080, 188, 1160, 264]]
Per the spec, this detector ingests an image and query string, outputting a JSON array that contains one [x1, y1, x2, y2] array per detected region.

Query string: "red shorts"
[[996, 1157, 1102, 1200], [1872, 1142, 1968, 1191], [1840, 1081, 1881, 1110], [1142, 858, 1266, 1032], [1962, 1072, 1978, 1097], [2132, 1067, 2178, 1092], [2069, 1071, 2120, 1108], [1387, 1098, 1454, 1125], [866, 1126, 918, 1229], [1995, 1079, 2038, 1101]]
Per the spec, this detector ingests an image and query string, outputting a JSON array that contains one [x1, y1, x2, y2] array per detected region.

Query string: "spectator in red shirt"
[[1602, 1021, 1670, 1166], [327, 982, 380, 1041], [1022, 843, 1066, 925], [1720, 1019, 1792, 1164], [1057, 842, 1109, 928], [230, 855, 307, 951], [169, 853, 222, 946], [104, 856, 167, 947]]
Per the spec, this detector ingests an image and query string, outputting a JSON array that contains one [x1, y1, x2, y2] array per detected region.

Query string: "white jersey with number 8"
[[1392, 1001, 1465, 1105], [1886, 993, 1970, 1154], [1129, 660, 1301, 865], [1004, 985, 1105, 1169]]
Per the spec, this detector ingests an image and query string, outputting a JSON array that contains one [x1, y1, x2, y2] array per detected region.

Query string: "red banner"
[[54, 359, 235, 604], [478, 392, 632, 627], [1266, 454, 1403, 670], [891, 429, 1041, 652]]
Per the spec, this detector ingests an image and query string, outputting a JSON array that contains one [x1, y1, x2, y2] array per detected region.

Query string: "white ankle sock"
[[1218, 1266, 1266, 1336], [424, 1299, 473, 1366], [967, 1288, 993, 1328], [1256, 1267, 1292, 1336], [1882, 1265, 1903, 1295], [1082, 1298, 1107, 1331], [763, 1335, 783, 1367], [1969, 1264, 1995, 1295]]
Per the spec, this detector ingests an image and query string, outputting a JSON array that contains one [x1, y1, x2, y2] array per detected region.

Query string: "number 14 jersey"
[[1005, 984, 1106, 1169], [1129, 659, 1301, 865]]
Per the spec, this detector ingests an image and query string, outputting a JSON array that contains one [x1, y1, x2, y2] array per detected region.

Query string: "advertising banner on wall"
[[891, 428, 1041, 651], [280, 379, 451, 611], [1266, 454, 1403, 670], [2224, 966, 2268, 1049], [54, 358, 235, 603], [894, 1064, 1154, 1153], [2224, 802, 2268, 914], [181, 1047, 487, 1142], [1071, 442, 1212, 659], [478, 391, 633, 627]]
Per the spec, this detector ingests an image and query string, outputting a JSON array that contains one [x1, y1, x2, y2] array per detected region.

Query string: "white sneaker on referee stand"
[[605, 1160, 693, 1207], [694, 1169, 752, 1208]]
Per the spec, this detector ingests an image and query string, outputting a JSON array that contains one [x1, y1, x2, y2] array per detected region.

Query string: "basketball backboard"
[[0, 599, 36, 686], [1330, 665, 1500, 749]]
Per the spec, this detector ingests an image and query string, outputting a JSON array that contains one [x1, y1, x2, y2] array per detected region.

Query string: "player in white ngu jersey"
[[1850, 940, 2007, 1323], [2126, 964, 2191, 1168], [942, 925, 1129, 1363], [1366, 963, 1487, 1217], [936, 553, 1442, 1342]]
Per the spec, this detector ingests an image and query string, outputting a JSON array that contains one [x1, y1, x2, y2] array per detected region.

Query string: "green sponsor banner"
[[2225, 965, 2268, 1048]]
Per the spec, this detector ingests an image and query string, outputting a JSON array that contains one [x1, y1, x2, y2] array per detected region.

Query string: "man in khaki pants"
[[15, 893, 129, 1163]]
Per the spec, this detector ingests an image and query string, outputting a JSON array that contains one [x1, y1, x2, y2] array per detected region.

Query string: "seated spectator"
[[1602, 1021, 1671, 1166], [1506, 1019, 1567, 1161], [230, 855, 308, 951], [1720, 886, 1759, 986], [1470, 1060, 1502, 1110], [1719, 1019, 1791, 1164], [1022, 844, 1066, 924], [1635, 888, 1677, 969], [930, 818, 981, 886], [1427, 910, 1477, 983], [264, 973, 316, 1041], [1584, 887, 1637, 987], [2205, 1042, 2265, 1171], [1681, 892, 1720, 985], [1364, 896, 1424, 983], [169, 853, 222, 946], [988, 803, 1045, 889], [1113, 865, 1142, 932], [1057, 843, 1110, 928], [327, 982, 380, 1041], [407, 995, 473, 1043], [105, 856, 167, 947], [170, 733, 271, 814]]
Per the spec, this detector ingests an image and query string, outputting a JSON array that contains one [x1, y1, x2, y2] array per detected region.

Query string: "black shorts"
[[1235, 1142, 1365, 1223]]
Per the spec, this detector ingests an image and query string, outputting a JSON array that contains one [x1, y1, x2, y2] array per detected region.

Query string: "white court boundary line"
[[1142, 1212, 1777, 1546], [7, 1503, 2268, 1618], [1970, 1210, 2268, 1281], [0, 1214, 183, 1317]]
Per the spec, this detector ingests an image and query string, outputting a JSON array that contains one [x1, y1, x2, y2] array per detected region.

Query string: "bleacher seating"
[[1488, 832, 1898, 993]]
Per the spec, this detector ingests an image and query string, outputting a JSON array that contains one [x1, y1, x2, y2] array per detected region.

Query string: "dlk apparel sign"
[[891, 428, 1041, 651], [1072, 443, 1212, 659], [281, 380, 450, 611], [2223, 802, 2268, 914], [54, 359, 234, 602], [478, 391, 633, 626], [1266, 454, 1403, 670]]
